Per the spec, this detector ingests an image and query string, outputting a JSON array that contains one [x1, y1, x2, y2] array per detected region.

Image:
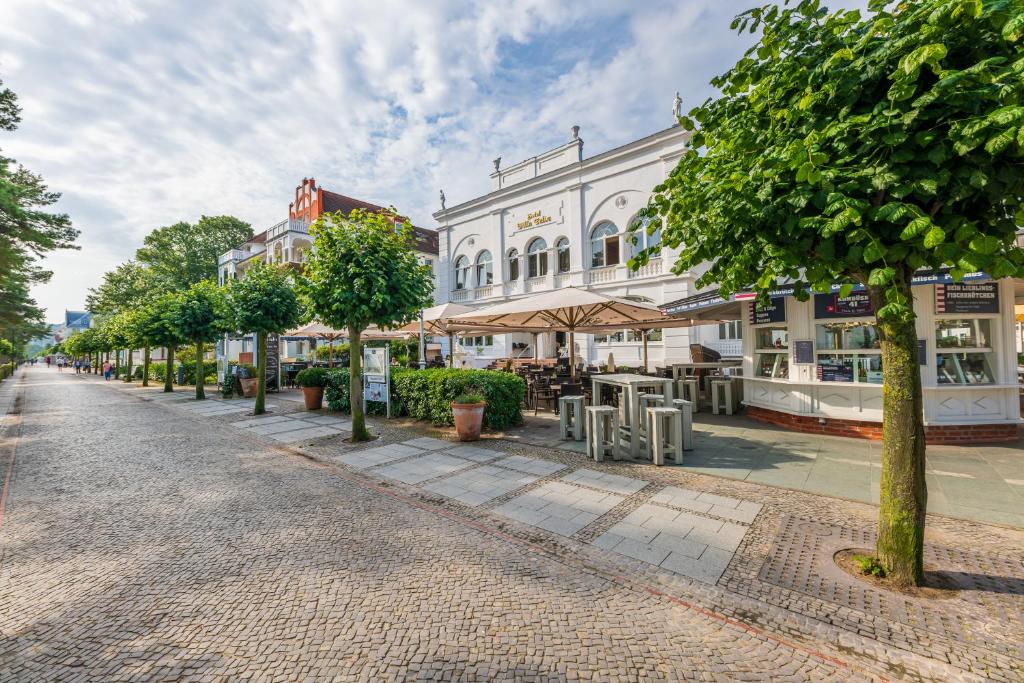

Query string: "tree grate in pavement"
[[759, 515, 1024, 661]]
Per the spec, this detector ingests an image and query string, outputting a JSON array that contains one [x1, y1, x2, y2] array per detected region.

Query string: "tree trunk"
[[869, 275, 927, 588], [114, 350, 120, 379], [124, 348, 133, 382], [194, 341, 205, 400], [164, 347, 175, 392], [142, 347, 151, 387], [349, 326, 369, 441], [255, 330, 267, 415]]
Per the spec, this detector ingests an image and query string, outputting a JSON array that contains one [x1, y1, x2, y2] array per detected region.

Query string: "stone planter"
[[451, 401, 485, 441], [302, 386, 324, 411], [239, 377, 259, 398]]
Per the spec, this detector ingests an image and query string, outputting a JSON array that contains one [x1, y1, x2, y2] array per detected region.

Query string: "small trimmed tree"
[[142, 293, 186, 393], [299, 208, 433, 441], [168, 281, 229, 400], [639, 0, 1024, 587], [229, 262, 301, 414]]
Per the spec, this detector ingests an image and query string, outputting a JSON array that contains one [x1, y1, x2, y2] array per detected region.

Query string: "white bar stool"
[[559, 395, 586, 441], [678, 378, 700, 412], [711, 379, 736, 415], [647, 406, 684, 466], [671, 398, 695, 451], [586, 406, 619, 462]]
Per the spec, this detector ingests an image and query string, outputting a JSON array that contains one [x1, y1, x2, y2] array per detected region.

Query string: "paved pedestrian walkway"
[[501, 412, 1024, 528], [0, 367, 874, 680]]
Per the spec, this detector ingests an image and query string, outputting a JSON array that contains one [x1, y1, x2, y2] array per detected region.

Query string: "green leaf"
[[968, 235, 1002, 255], [899, 43, 947, 75], [839, 283, 854, 298], [867, 267, 895, 286], [900, 216, 932, 239], [923, 227, 946, 249], [863, 241, 887, 263], [984, 127, 1017, 154], [1003, 11, 1024, 41]]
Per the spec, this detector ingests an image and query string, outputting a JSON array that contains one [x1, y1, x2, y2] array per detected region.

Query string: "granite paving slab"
[[649, 485, 763, 524], [560, 468, 647, 496], [442, 444, 502, 463], [267, 426, 344, 443], [493, 455, 566, 477], [231, 415, 296, 429], [402, 437, 452, 451], [494, 481, 625, 537], [374, 452, 472, 485], [422, 465, 540, 506], [337, 443, 424, 469], [301, 414, 353, 428], [247, 419, 317, 436]]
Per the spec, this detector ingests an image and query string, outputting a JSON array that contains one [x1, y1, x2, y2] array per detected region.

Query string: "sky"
[[0, 0, 862, 323]]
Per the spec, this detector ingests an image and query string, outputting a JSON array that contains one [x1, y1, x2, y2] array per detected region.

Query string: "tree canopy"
[[229, 262, 301, 413], [86, 261, 155, 315], [0, 77, 79, 344], [637, 0, 1024, 587], [299, 208, 433, 439], [166, 280, 230, 399], [135, 215, 252, 291]]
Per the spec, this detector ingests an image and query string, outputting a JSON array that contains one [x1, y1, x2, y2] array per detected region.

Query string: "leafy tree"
[[299, 208, 433, 441], [167, 281, 230, 399], [0, 77, 79, 338], [638, 0, 1024, 587], [140, 292, 186, 392], [136, 216, 252, 291], [228, 262, 301, 414], [86, 261, 154, 315]]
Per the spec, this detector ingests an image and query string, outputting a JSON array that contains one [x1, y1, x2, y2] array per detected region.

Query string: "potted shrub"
[[237, 364, 259, 398], [296, 367, 329, 410], [451, 391, 486, 441]]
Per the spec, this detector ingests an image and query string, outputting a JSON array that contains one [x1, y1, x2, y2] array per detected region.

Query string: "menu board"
[[265, 333, 280, 390], [793, 340, 815, 364], [817, 362, 854, 382], [814, 292, 874, 319], [918, 338, 927, 366], [749, 297, 786, 325], [935, 282, 999, 314]]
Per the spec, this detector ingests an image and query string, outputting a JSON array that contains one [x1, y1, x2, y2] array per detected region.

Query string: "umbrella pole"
[[448, 332, 454, 368], [569, 330, 576, 381], [329, 339, 334, 368], [533, 332, 538, 361], [642, 331, 649, 373]]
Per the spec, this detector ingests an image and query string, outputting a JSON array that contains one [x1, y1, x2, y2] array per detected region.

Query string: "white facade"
[[434, 126, 733, 368]]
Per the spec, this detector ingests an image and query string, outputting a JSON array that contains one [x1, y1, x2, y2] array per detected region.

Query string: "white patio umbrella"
[[448, 288, 674, 379], [285, 321, 346, 366], [395, 302, 477, 367]]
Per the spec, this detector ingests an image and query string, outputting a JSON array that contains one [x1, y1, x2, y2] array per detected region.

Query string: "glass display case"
[[816, 353, 883, 383], [754, 325, 788, 378], [815, 321, 880, 350], [935, 317, 995, 384]]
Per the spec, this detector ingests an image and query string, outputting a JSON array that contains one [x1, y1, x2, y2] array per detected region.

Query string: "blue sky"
[[0, 0, 862, 321]]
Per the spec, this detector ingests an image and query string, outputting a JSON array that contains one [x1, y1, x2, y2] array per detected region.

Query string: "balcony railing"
[[266, 218, 310, 241], [450, 289, 471, 302], [219, 249, 245, 265], [628, 258, 663, 279], [587, 266, 619, 284], [705, 339, 743, 357]]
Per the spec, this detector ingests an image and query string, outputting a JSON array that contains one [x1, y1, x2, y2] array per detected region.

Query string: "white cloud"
[[0, 0, 862, 321]]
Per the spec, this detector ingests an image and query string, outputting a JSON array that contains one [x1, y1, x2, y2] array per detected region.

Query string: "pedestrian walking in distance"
[[102, 361, 111, 381]]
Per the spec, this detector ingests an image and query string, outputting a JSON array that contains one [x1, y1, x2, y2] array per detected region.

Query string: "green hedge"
[[0, 362, 14, 381], [146, 360, 215, 385], [391, 368, 525, 430], [321, 368, 525, 430]]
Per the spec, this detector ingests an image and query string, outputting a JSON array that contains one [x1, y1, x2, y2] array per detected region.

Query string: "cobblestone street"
[[1, 367, 1021, 681]]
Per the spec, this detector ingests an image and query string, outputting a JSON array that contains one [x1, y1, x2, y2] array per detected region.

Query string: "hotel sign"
[[516, 210, 553, 230]]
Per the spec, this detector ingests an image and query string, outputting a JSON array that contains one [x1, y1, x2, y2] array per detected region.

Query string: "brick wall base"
[[745, 406, 1019, 444]]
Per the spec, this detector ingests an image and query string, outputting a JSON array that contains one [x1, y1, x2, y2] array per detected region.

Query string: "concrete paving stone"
[[374, 453, 471, 485], [493, 503, 549, 526], [685, 523, 747, 553], [300, 415, 353, 428], [442, 445, 501, 463], [493, 455, 566, 477], [708, 502, 760, 524], [649, 532, 707, 559], [649, 486, 702, 505], [535, 515, 586, 537], [247, 419, 316, 435], [337, 444, 424, 469], [231, 415, 296, 429], [659, 550, 729, 584], [267, 426, 343, 443], [560, 468, 647, 496], [611, 538, 672, 566], [402, 437, 452, 451], [422, 466, 540, 506], [672, 509, 726, 533], [605, 522, 658, 545], [591, 532, 626, 551]]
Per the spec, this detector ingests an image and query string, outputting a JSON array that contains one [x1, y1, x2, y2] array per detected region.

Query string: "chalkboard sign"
[[918, 338, 927, 366], [265, 333, 280, 391], [814, 292, 874, 319], [749, 297, 786, 325], [793, 340, 815, 364], [935, 282, 999, 314]]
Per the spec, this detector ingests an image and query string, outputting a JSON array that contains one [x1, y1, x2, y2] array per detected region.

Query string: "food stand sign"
[[362, 345, 390, 418], [749, 297, 786, 325], [935, 282, 999, 314], [813, 292, 874, 319], [793, 340, 814, 364], [265, 334, 280, 391]]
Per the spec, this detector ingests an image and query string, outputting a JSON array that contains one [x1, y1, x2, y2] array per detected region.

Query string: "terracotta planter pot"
[[451, 401, 485, 441], [302, 386, 324, 410], [239, 377, 259, 398]]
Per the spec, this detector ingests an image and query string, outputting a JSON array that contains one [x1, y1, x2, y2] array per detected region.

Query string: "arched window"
[[453, 255, 470, 290], [590, 222, 620, 268], [507, 248, 520, 281], [527, 238, 548, 278], [556, 237, 570, 274], [475, 250, 493, 286]]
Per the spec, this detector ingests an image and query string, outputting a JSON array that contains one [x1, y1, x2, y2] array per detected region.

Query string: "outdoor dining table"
[[589, 373, 674, 459], [670, 361, 742, 381]]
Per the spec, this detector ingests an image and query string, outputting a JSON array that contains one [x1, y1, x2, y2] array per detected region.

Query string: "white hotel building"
[[433, 125, 734, 368]]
